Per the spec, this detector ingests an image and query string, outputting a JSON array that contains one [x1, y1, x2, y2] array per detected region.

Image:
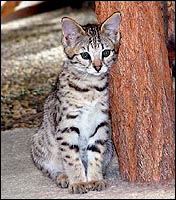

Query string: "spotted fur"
[[31, 12, 121, 194]]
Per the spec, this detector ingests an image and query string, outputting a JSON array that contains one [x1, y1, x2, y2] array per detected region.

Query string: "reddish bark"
[[1, 1, 20, 17], [95, 1, 175, 183]]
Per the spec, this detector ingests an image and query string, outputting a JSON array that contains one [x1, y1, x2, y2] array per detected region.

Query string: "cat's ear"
[[100, 12, 121, 43], [61, 17, 85, 46]]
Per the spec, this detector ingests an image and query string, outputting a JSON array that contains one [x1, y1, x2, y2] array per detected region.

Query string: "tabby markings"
[[92, 82, 108, 92], [66, 114, 78, 119], [87, 145, 101, 153], [68, 82, 89, 92], [70, 145, 79, 152], [61, 127, 80, 135], [90, 121, 108, 138]]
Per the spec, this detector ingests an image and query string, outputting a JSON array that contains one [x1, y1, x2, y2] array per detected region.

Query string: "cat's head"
[[61, 12, 121, 76]]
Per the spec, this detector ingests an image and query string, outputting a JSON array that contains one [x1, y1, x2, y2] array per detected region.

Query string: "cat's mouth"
[[87, 66, 108, 76], [91, 71, 105, 76]]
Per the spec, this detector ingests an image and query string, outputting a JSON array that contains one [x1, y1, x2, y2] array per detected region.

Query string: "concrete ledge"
[[1, 128, 175, 199]]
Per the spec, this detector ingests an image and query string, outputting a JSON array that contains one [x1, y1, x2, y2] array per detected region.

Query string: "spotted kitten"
[[31, 12, 121, 194]]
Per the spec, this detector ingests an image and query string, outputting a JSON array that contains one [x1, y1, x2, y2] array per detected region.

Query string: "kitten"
[[31, 12, 121, 194]]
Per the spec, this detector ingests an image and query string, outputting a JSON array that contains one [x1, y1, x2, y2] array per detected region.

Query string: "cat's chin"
[[86, 67, 108, 76], [89, 72, 106, 76]]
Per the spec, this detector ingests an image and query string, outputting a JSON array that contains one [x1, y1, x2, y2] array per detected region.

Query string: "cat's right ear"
[[61, 17, 85, 46], [100, 12, 121, 44]]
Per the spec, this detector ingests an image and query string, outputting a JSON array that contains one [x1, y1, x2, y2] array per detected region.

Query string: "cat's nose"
[[93, 65, 102, 72], [93, 59, 102, 72]]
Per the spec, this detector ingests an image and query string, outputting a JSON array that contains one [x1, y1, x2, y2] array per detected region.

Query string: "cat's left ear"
[[100, 12, 121, 43], [61, 17, 85, 46]]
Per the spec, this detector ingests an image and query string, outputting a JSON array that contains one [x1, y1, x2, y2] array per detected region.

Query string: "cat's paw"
[[88, 179, 108, 191], [68, 182, 89, 194], [56, 174, 69, 188]]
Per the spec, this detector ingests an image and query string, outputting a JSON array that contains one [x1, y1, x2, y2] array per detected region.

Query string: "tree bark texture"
[[95, 2, 175, 183]]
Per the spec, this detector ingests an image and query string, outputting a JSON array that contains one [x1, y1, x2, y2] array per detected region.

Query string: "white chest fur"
[[79, 100, 108, 138]]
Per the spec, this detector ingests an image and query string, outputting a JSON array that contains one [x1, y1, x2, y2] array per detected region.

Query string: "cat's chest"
[[77, 103, 103, 149], [78, 100, 108, 137], [81, 101, 101, 121]]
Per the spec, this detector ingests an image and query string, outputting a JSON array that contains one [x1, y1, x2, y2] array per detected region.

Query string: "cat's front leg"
[[86, 121, 109, 191], [57, 128, 88, 194]]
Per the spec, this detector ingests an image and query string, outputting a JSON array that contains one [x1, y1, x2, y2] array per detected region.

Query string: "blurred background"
[[1, 1, 95, 22], [1, 1, 96, 130]]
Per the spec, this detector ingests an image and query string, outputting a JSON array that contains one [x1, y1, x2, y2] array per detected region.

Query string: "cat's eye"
[[81, 52, 91, 60], [102, 49, 111, 57]]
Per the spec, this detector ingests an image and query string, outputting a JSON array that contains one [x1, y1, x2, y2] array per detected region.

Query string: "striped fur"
[[31, 12, 121, 194]]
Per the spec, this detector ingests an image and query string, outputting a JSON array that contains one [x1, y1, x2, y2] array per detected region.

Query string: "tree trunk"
[[95, 1, 175, 183]]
